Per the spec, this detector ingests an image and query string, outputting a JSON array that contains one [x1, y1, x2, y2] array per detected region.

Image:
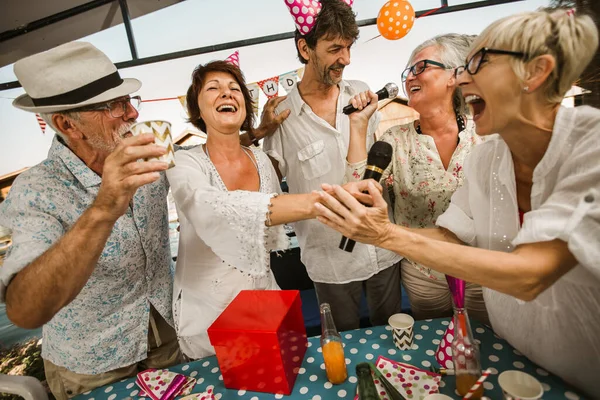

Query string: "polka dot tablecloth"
[[76, 318, 583, 400]]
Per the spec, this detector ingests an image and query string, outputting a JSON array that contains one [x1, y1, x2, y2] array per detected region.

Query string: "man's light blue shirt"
[[0, 136, 174, 374]]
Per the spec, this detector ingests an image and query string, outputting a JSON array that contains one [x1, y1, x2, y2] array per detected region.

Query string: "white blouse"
[[166, 145, 290, 360], [436, 106, 600, 396]]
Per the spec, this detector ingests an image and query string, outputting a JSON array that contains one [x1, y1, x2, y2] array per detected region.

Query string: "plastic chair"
[[0, 374, 48, 400]]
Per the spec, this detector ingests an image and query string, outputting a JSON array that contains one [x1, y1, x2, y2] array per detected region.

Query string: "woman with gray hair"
[[345, 33, 488, 323], [317, 8, 600, 396]]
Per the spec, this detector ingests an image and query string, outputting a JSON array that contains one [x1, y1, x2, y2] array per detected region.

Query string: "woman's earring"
[[523, 86, 529, 93]]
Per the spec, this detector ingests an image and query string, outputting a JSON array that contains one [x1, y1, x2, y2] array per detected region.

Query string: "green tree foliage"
[[0, 338, 51, 400]]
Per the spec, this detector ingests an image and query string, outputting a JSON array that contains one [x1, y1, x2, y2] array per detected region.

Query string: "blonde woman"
[[316, 8, 600, 396]]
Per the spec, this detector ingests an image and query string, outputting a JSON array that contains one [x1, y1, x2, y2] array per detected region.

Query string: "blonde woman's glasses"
[[454, 47, 529, 78]]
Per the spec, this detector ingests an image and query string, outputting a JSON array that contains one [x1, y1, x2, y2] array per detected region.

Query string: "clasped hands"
[[313, 179, 395, 247]]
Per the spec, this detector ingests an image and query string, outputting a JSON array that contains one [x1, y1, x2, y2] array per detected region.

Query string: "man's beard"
[[317, 62, 345, 86], [88, 122, 134, 153]]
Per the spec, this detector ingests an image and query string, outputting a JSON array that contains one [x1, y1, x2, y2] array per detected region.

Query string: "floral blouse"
[[346, 118, 481, 278]]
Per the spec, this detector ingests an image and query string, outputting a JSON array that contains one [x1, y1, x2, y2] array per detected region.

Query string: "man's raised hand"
[[93, 133, 168, 220]]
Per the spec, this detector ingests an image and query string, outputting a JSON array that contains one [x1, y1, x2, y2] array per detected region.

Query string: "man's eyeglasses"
[[401, 59, 450, 82], [72, 96, 142, 118], [454, 47, 529, 79]]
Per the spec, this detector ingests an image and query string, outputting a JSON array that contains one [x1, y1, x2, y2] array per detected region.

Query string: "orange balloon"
[[377, 0, 416, 40]]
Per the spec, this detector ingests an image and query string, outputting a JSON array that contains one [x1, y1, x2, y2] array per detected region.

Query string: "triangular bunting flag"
[[297, 66, 305, 80], [257, 76, 279, 99], [35, 113, 47, 134], [280, 70, 299, 94], [225, 51, 240, 68], [178, 95, 188, 116], [247, 82, 260, 117]]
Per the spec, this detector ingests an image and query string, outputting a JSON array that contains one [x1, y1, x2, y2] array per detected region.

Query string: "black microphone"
[[342, 82, 399, 115], [339, 140, 393, 252]]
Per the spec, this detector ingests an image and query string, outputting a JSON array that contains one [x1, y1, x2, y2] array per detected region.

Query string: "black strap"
[[31, 71, 123, 107]]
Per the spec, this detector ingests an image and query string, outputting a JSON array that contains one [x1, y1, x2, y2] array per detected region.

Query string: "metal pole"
[[0, 0, 525, 91], [118, 0, 138, 60], [0, 0, 115, 43]]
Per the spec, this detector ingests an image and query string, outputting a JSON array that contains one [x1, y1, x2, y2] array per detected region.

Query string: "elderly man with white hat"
[[0, 42, 182, 399]]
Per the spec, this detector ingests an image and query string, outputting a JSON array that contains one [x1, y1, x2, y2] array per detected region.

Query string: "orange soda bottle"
[[320, 303, 347, 384]]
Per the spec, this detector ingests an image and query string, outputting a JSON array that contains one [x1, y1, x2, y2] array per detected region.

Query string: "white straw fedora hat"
[[13, 41, 141, 113]]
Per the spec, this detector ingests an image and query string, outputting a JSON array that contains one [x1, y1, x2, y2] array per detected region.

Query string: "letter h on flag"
[[257, 77, 280, 99]]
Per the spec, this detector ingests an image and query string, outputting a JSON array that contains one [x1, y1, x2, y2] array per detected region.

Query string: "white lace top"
[[166, 145, 290, 360]]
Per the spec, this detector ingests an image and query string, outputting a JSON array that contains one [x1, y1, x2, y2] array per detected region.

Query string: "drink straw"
[[463, 369, 492, 399], [457, 312, 468, 337], [430, 366, 489, 376], [429, 366, 455, 376]]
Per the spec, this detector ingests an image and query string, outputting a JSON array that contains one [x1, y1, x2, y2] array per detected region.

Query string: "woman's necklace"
[[416, 112, 466, 143]]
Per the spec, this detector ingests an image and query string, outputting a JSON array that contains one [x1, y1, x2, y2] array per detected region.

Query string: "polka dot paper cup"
[[388, 313, 414, 350], [498, 370, 543, 400]]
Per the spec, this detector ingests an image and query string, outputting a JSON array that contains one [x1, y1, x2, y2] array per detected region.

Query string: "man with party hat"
[[264, 0, 402, 331], [0, 42, 181, 399]]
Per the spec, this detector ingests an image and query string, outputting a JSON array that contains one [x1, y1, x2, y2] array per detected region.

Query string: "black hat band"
[[30, 71, 124, 107]]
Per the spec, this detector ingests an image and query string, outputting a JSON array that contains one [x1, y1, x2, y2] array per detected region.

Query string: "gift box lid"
[[208, 290, 301, 333]]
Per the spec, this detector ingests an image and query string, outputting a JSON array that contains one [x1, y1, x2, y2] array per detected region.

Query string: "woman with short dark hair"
[[167, 61, 321, 360]]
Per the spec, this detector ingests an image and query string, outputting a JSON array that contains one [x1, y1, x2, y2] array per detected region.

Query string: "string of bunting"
[[249, 66, 304, 114], [175, 63, 305, 118], [29, 65, 304, 133]]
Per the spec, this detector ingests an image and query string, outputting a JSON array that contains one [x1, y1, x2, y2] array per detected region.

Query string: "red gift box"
[[207, 290, 308, 395]]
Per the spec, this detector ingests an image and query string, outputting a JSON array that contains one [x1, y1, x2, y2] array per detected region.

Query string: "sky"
[[0, 0, 550, 176]]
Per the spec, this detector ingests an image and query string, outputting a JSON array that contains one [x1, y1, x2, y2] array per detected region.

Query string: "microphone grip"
[[342, 88, 387, 115], [339, 167, 385, 252]]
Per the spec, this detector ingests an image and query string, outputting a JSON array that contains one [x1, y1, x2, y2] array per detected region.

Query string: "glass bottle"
[[320, 303, 347, 384], [356, 363, 379, 400], [451, 307, 484, 399]]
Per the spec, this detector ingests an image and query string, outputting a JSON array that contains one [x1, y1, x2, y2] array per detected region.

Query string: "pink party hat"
[[285, 0, 321, 35], [284, 0, 354, 35], [224, 51, 240, 68], [435, 319, 455, 369]]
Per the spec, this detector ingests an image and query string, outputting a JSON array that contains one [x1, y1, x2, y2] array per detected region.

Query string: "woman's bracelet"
[[266, 193, 278, 226]]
